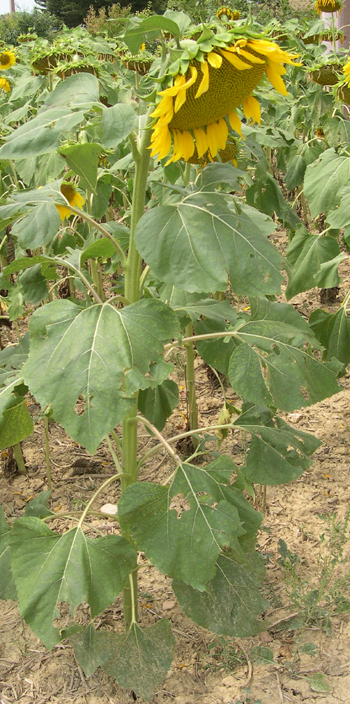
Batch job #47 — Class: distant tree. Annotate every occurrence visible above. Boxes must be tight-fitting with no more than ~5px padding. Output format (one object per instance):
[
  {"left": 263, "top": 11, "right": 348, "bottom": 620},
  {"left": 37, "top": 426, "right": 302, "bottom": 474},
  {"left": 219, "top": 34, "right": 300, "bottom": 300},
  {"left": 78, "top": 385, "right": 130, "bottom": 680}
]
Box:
[
  {"left": 0, "top": 8, "right": 61, "bottom": 44},
  {"left": 34, "top": 0, "right": 130, "bottom": 28}
]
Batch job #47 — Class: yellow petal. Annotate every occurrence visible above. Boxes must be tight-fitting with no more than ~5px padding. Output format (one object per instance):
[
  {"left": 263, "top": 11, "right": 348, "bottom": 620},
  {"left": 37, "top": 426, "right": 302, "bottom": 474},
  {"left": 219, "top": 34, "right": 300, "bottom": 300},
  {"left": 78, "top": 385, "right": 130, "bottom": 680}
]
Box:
[
  {"left": 151, "top": 95, "right": 173, "bottom": 118},
  {"left": 207, "top": 51, "right": 222, "bottom": 68},
  {"left": 220, "top": 49, "right": 252, "bottom": 70},
  {"left": 195, "top": 61, "right": 209, "bottom": 99},
  {"left": 150, "top": 125, "right": 172, "bottom": 159},
  {"left": 265, "top": 63, "right": 288, "bottom": 95},
  {"left": 217, "top": 118, "right": 228, "bottom": 150},
  {"left": 206, "top": 122, "right": 220, "bottom": 157},
  {"left": 174, "top": 88, "right": 187, "bottom": 113},
  {"left": 159, "top": 66, "right": 197, "bottom": 97},
  {"left": 181, "top": 130, "right": 195, "bottom": 160},
  {"left": 155, "top": 107, "right": 174, "bottom": 126},
  {"left": 193, "top": 127, "right": 208, "bottom": 158},
  {"left": 237, "top": 47, "right": 265, "bottom": 64},
  {"left": 242, "top": 95, "right": 261, "bottom": 124},
  {"left": 228, "top": 111, "right": 244, "bottom": 138},
  {"left": 72, "top": 193, "right": 85, "bottom": 209},
  {"left": 56, "top": 205, "right": 71, "bottom": 221}
]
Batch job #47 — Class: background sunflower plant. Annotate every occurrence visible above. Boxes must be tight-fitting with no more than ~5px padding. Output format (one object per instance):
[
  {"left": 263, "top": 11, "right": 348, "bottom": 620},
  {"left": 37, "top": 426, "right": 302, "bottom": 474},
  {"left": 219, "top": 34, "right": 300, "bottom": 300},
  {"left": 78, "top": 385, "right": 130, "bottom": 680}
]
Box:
[{"left": 0, "top": 6, "right": 347, "bottom": 701}]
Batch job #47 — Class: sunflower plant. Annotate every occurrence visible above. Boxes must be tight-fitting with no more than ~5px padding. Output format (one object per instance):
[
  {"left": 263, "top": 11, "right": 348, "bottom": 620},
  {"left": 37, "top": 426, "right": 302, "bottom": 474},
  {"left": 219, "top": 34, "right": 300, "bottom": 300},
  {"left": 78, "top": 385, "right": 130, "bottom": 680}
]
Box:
[{"left": 0, "top": 11, "right": 344, "bottom": 700}]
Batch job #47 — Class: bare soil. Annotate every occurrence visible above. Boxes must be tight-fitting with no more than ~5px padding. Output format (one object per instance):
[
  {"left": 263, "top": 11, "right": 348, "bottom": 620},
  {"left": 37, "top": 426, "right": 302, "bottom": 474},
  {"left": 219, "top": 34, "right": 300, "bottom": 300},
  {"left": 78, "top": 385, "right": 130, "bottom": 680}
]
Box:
[{"left": 1, "top": 226, "right": 350, "bottom": 704}]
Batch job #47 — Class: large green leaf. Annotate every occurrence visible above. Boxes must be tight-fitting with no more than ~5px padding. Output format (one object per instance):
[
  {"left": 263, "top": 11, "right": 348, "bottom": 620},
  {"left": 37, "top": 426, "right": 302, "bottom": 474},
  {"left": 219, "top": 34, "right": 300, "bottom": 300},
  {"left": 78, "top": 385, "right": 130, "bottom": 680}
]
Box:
[
  {"left": 10, "top": 517, "right": 136, "bottom": 650},
  {"left": 138, "top": 379, "right": 179, "bottom": 431},
  {"left": 309, "top": 307, "right": 350, "bottom": 366},
  {"left": 118, "top": 458, "right": 262, "bottom": 590},
  {"left": 285, "top": 230, "right": 340, "bottom": 299},
  {"left": 173, "top": 541, "right": 267, "bottom": 637},
  {"left": 23, "top": 299, "right": 179, "bottom": 453},
  {"left": 285, "top": 153, "right": 306, "bottom": 190},
  {"left": 135, "top": 194, "right": 283, "bottom": 295},
  {"left": 0, "top": 108, "right": 87, "bottom": 160},
  {"left": 12, "top": 202, "right": 61, "bottom": 249},
  {"left": 228, "top": 298, "right": 340, "bottom": 411},
  {"left": 0, "top": 507, "right": 16, "bottom": 600},
  {"left": 98, "top": 620, "right": 175, "bottom": 701},
  {"left": 59, "top": 143, "right": 102, "bottom": 194},
  {"left": 124, "top": 15, "right": 180, "bottom": 53},
  {"left": 235, "top": 405, "right": 321, "bottom": 485},
  {"left": 43, "top": 72, "right": 100, "bottom": 108},
  {"left": 101, "top": 104, "right": 137, "bottom": 148},
  {"left": 304, "top": 148, "right": 350, "bottom": 217}
]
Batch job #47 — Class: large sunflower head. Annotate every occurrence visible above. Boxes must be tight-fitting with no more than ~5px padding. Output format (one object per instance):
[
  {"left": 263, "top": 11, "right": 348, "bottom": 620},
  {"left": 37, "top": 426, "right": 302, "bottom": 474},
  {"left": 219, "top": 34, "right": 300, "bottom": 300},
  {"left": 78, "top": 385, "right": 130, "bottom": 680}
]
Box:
[
  {"left": 0, "top": 50, "right": 15, "bottom": 71},
  {"left": 150, "top": 28, "right": 300, "bottom": 165},
  {"left": 56, "top": 183, "right": 85, "bottom": 221},
  {"left": 315, "top": 0, "right": 342, "bottom": 13}
]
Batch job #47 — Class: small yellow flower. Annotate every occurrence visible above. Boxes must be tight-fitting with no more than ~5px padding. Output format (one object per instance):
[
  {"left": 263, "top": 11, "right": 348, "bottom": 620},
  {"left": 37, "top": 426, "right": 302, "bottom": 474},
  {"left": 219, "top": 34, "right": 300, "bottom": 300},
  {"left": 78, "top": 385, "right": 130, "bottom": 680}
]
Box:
[
  {"left": 0, "top": 77, "right": 10, "bottom": 92},
  {"left": 140, "top": 43, "right": 146, "bottom": 52},
  {"left": 0, "top": 50, "right": 15, "bottom": 70},
  {"left": 56, "top": 183, "right": 85, "bottom": 220}
]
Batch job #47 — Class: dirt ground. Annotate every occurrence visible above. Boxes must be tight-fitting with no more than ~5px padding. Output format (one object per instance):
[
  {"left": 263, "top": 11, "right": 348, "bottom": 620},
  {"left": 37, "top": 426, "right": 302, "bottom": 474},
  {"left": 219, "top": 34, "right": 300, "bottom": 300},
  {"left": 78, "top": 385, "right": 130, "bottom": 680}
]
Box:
[{"left": 1, "top": 219, "right": 350, "bottom": 704}]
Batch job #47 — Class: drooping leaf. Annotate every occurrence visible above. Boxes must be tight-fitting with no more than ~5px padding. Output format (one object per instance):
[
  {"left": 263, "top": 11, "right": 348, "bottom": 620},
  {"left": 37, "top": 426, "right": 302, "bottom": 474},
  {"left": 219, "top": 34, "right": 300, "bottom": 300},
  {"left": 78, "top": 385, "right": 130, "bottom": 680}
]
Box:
[
  {"left": 0, "top": 108, "right": 87, "bottom": 160},
  {"left": 196, "top": 162, "right": 246, "bottom": 192},
  {"left": 59, "top": 143, "right": 102, "bottom": 194},
  {"left": 135, "top": 194, "right": 283, "bottom": 295},
  {"left": 119, "top": 458, "right": 262, "bottom": 590},
  {"left": 326, "top": 185, "right": 350, "bottom": 230},
  {"left": 0, "top": 399, "right": 33, "bottom": 451},
  {"left": 43, "top": 72, "right": 100, "bottom": 109},
  {"left": 81, "top": 238, "right": 117, "bottom": 265},
  {"left": 12, "top": 202, "right": 61, "bottom": 249},
  {"left": 138, "top": 380, "right": 179, "bottom": 431},
  {"left": 24, "top": 491, "right": 54, "bottom": 519},
  {"left": 246, "top": 165, "right": 301, "bottom": 230},
  {"left": 304, "top": 148, "right": 350, "bottom": 217},
  {"left": 173, "top": 540, "right": 267, "bottom": 637},
  {"left": 194, "top": 318, "right": 239, "bottom": 375},
  {"left": 228, "top": 298, "right": 340, "bottom": 410},
  {"left": 236, "top": 405, "right": 321, "bottom": 485},
  {"left": 10, "top": 517, "right": 136, "bottom": 649},
  {"left": 98, "top": 620, "right": 175, "bottom": 701},
  {"left": 314, "top": 253, "right": 346, "bottom": 289},
  {"left": 101, "top": 104, "right": 137, "bottom": 148},
  {"left": 0, "top": 507, "right": 16, "bottom": 600},
  {"left": 285, "top": 230, "right": 340, "bottom": 299},
  {"left": 63, "top": 623, "right": 102, "bottom": 677},
  {"left": 18, "top": 264, "right": 48, "bottom": 306},
  {"left": 285, "top": 153, "right": 306, "bottom": 190},
  {"left": 309, "top": 307, "right": 350, "bottom": 366},
  {"left": 23, "top": 299, "right": 179, "bottom": 453},
  {"left": 124, "top": 15, "right": 180, "bottom": 53}
]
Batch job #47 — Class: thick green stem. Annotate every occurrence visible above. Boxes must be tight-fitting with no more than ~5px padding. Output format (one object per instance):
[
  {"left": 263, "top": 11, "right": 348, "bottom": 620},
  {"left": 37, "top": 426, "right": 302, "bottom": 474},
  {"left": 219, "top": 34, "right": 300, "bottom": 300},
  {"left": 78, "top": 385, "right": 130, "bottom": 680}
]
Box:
[
  {"left": 44, "top": 416, "right": 52, "bottom": 490},
  {"left": 122, "top": 112, "right": 152, "bottom": 631},
  {"left": 13, "top": 443, "right": 26, "bottom": 475},
  {"left": 185, "top": 321, "right": 198, "bottom": 437}
]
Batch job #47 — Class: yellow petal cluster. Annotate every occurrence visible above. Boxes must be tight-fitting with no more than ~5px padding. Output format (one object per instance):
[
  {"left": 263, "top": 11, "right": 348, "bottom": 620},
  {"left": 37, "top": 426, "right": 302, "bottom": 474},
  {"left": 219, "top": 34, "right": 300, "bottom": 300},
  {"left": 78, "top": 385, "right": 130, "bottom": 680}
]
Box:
[
  {"left": 217, "top": 7, "right": 241, "bottom": 21},
  {"left": 0, "top": 77, "right": 10, "bottom": 92},
  {"left": 344, "top": 57, "right": 350, "bottom": 84},
  {"left": 0, "top": 50, "right": 15, "bottom": 71},
  {"left": 315, "top": 0, "right": 342, "bottom": 13},
  {"left": 150, "top": 38, "right": 300, "bottom": 164},
  {"left": 56, "top": 183, "right": 85, "bottom": 221}
]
